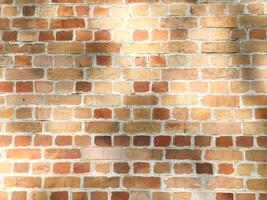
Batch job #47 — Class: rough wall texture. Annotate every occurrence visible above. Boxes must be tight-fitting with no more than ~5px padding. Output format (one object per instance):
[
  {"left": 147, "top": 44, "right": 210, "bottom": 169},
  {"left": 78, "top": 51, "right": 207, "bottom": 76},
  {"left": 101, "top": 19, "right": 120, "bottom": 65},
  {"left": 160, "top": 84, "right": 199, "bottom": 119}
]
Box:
[{"left": 0, "top": 0, "right": 267, "bottom": 199}]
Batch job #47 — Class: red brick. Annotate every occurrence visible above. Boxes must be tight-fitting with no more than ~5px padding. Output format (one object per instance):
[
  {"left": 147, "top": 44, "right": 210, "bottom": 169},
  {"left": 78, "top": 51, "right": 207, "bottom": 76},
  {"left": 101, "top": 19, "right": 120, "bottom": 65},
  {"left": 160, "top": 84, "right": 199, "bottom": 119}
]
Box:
[
  {"left": 236, "top": 193, "right": 255, "bottom": 200},
  {"left": 2, "top": 31, "right": 17, "bottom": 41},
  {"left": 95, "top": 30, "right": 111, "bottom": 41},
  {"left": 194, "top": 136, "right": 211, "bottom": 147},
  {"left": 53, "top": 162, "right": 71, "bottom": 174},
  {"left": 133, "top": 136, "right": 150, "bottom": 146},
  {"left": 95, "top": 136, "right": 112, "bottom": 146},
  {"left": 196, "top": 163, "right": 213, "bottom": 174},
  {"left": 153, "top": 108, "right": 169, "bottom": 119},
  {"left": 111, "top": 192, "right": 129, "bottom": 200},
  {"left": 76, "top": 82, "right": 91, "bottom": 92},
  {"left": 55, "top": 136, "right": 72, "bottom": 146},
  {"left": 114, "top": 136, "right": 130, "bottom": 146},
  {"left": 154, "top": 136, "right": 171, "bottom": 147},
  {"left": 57, "top": 6, "right": 73, "bottom": 16},
  {"left": 74, "top": 162, "right": 90, "bottom": 173},
  {"left": 96, "top": 55, "right": 112, "bottom": 66},
  {"left": 23, "top": 6, "right": 35, "bottom": 16},
  {"left": 56, "top": 30, "right": 73, "bottom": 41},
  {"left": 216, "top": 136, "right": 233, "bottom": 147},
  {"left": 152, "top": 82, "right": 168, "bottom": 92},
  {"left": 134, "top": 81, "right": 149, "bottom": 92},
  {"left": 173, "top": 136, "right": 191, "bottom": 146},
  {"left": 257, "top": 136, "right": 267, "bottom": 148},
  {"left": 113, "top": 163, "right": 130, "bottom": 174},
  {"left": 94, "top": 108, "right": 112, "bottom": 119},
  {"left": 75, "top": 6, "right": 89, "bottom": 15},
  {"left": 76, "top": 30, "right": 93, "bottom": 41},
  {"left": 218, "top": 163, "right": 234, "bottom": 175},
  {"left": 14, "top": 136, "right": 31, "bottom": 146},
  {"left": 51, "top": 19, "right": 85, "bottom": 28},
  {"left": 236, "top": 136, "right": 253, "bottom": 147},
  {"left": 16, "top": 82, "right": 33, "bottom": 92},
  {"left": 51, "top": 192, "right": 68, "bottom": 200},
  {"left": 0, "top": 82, "right": 13, "bottom": 92},
  {"left": 216, "top": 193, "right": 233, "bottom": 200},
  {"left": 39, "top": 31, "right": 54, "bottom": 41}
]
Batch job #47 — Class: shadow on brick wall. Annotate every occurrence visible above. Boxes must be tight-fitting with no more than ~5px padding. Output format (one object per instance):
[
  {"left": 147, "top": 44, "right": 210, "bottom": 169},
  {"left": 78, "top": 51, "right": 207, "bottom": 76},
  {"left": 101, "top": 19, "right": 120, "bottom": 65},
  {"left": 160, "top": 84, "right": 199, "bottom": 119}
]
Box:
[{"left": 0, "top": 0, "right": 267, "bottom": 199}]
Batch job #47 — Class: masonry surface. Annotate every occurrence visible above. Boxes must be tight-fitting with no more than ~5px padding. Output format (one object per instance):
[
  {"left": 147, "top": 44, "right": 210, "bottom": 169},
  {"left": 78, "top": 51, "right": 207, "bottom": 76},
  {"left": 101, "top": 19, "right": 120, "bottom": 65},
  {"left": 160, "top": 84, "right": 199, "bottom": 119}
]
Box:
[{"left": 0, "top": 0, "right": 267, "bottom": 199}]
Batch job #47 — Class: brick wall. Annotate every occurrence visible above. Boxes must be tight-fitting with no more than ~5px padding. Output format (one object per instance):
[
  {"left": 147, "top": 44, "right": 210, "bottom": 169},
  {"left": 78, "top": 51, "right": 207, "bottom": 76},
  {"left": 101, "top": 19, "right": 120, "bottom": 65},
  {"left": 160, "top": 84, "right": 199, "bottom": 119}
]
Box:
[{"left": 0, "top": 0, "right": 267, "bottom": 199}]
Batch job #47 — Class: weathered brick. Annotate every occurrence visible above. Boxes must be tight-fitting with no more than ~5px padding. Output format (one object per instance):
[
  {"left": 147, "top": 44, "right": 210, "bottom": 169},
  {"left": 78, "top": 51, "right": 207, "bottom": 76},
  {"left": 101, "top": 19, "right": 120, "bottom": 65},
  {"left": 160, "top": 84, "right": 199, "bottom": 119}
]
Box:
[
  {"left": 166, "top": 149, "right": 201, "bottom": 160},
  {"left": 243, "top": 96, "right": 267, "bottom": 106},
  {"left": 124, "top": 148, "right": 162, "bottom": 160},
  {"left": 247, "top": 179, "right": 267, "bottom": 190},
  {"left": 44, "top": 177, "right": 80, "bottom": 188},
  {"left": 0, "top": 0, "right": 265, "bottom": 197},
  {"left": 167, "top": 177, "right": 200, "bottom": 188},
  {"left": 246, "top": 150, "right": 267, "bottom": 161},
  {"left": 5, "top": 69, "right": 43, "bottom": 80},
  {"left": 5, "top": 122, "right": 41, "bottom": 132},
  {"left": 205, "top": 150, "right": 243, "bottom": 161},
  {"left": 84, "top": 177, "right": 119, "bottom": 188},
  {"left": 206, "top": 177, "right": 243, "bottom": 189},
  {"left": 13, "top": 18, "right": 48, "bottom": 29},
  {"left": 123, "top": 176, "right": 160, "bottom": 189},
  {"left": 161, "top": 17, "right": 197, "bottom": 28},
  {"left": 165, "top": 122, "right": 200, "bottom": 133},
  {"left": 86, "top": 43, "right": 120, "bottom": 52},
  {"left": 4, "top": 177, "right": 41, "bottom": 188},
  {"left": 123, "top": 122, "right": 160, "bottom": 133},
  {"left": 202, "top": 42, "right": 240, "bottom": 53},
  {"left": 241, "top": 41, "right": 267, "bottom": 53},
  {"left": 48, "top": 43, "right": 84, "bottom": 53},
  {"left": 44, "top": 149, "right": 81, "bottom": 159},
  {"left": 85, "top": 122, "right": 119, "bottom": 133},
  {"left": 161, "top": 95, "right": 197, "bottom": 106},
  {"left": 6, "top": 149, "right": 40, "bottom": 159},
  {"left": 162, "top": 69, "right": 198, "bottom": 80},
  {"left": 200, "top": 17, "right": 237, "bottom": 27}
]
